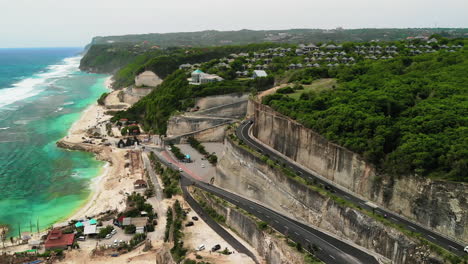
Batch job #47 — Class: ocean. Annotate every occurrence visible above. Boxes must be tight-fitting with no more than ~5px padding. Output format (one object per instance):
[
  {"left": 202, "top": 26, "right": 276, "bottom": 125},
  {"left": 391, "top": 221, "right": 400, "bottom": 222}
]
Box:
[{"left": 0, "top": 48, "right": 108, "bottom": 236}]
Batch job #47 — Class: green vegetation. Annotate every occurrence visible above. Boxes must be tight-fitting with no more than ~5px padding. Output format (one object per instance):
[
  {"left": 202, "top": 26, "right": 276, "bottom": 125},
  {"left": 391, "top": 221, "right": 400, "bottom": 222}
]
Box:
[
  {"left": 263, "top": 47, "right": 468, "bottom": 182},
  {"left": 257, "top": 221, "right": 268, "bottom": 230},
  {"left": 97, "top": 92, "right": 109, "bottom": 105},
  {"left": 89, "top": 28, "right": 468, "bottom": 48},
  {"left": 168, "top": 200, "right": 188, "bottom": 263},
  {"left": 109, "top": 43, "right": 278, "bottom": 88},
  {"left": 98, "top": 225, "right": 114, "bottom": 238},
  {"left": 124, "top": 224, "right": 136, "bottom": 234},
  {"left": 230, "top": 130, "right": 466, "bottom": 264},
  {"left": 148, "top": 151, "right": 182, "bottom": 198},
  {"left": 187, "top": 137, "right": 218, "bottom": 165},
  {"left": 112, "top": 70, "right": 273, "bottom": 134},
  {"left": 169, "top": 143, "right": 186, "bottom": 160}
]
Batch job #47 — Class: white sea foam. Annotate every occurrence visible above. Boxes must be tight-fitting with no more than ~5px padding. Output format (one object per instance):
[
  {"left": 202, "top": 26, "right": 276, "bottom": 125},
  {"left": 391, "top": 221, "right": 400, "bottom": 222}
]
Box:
[
  {"left": 0, "top": 127, "right": 9, "bottom": 130},
  {"left": 0, "top": 56, "right": 82, "bottom": 109},
  {"left": 63, "top": 101, "right": 74, "bottom": 106}
]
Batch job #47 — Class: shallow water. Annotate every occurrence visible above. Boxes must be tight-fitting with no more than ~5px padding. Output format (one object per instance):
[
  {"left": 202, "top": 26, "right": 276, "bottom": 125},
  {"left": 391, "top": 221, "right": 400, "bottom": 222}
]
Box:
[{"left": 0, "top": 48, "right": 107, "bottom": 236}]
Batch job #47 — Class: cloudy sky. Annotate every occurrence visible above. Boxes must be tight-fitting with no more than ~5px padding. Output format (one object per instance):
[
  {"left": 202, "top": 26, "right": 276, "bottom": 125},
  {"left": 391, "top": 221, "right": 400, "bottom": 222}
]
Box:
[{"left": 1, "top": 0, "right": 467, "bottom": 48}]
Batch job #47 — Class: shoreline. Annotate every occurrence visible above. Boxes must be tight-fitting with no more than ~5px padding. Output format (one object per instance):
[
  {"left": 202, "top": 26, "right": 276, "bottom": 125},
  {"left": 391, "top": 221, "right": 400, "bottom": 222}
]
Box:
[{"left": 58, "top": 75, "right": 130, "bottom": 223}]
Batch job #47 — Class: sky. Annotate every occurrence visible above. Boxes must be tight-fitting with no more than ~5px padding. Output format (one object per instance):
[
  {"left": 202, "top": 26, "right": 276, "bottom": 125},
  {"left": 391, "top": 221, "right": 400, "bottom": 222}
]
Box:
[{"left": 1, "top": 0, "right": 468, "bottom": 48}]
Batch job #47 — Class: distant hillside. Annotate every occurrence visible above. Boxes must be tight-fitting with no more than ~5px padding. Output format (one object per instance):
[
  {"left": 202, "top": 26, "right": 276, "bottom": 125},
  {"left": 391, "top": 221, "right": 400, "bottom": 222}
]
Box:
[
  {"left": 90, "top": 28, "right": 468, "bottom": 47},
  {"left": 80, "top": 28, "right": 468, "bottom": 75}
]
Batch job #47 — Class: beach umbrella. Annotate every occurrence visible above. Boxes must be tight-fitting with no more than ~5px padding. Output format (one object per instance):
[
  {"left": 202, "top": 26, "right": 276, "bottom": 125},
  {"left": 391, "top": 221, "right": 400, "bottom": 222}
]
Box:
[
  {"left": 89, "top": 219, "right": 97, "bottom": 225},
  {"left": 75, "top": 222, "right": 84, "bottom": 228}
]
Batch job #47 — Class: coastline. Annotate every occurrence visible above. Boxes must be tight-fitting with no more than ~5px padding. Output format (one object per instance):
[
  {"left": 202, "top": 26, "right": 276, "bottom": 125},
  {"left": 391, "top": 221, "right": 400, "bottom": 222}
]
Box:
[{"left": 57, "top": 76, "right": 137, "bottom": 223}]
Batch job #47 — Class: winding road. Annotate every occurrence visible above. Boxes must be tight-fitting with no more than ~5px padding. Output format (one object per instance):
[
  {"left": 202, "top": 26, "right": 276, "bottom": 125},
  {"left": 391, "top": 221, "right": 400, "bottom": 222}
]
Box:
[{"left": 236, "top": 120, "right": 466, "bottom": 257}]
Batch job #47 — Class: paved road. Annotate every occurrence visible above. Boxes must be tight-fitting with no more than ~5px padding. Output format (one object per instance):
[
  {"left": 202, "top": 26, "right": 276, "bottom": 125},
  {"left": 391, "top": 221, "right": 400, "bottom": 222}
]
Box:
[
  {"left": 237, "top": 120, "right": 466, "bottom": 256},
  {"left": 180, "top": 181, "right": 260, "bottom": 264},
  {"left": 153, "top": 150, "right": 379, "bottom": 264}
]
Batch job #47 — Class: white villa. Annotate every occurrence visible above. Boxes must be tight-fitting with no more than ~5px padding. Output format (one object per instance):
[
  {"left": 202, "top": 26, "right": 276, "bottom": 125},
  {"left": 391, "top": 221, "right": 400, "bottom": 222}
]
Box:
[
  {"left": 189, "top": 69, "right": 223, "bottom": 85},
  {"left": 253, "top": 70, "right": 268, "bottom": 78}
]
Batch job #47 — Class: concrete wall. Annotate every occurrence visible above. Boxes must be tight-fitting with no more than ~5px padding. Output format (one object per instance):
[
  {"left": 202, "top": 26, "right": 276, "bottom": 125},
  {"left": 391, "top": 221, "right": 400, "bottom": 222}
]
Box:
[
  {"left": 249, "top": 100, "right": 468, "bottom": 243},
  {"left": 192, "top": 188, "right": 308, "bottom": 264},
  {"left": 195, "top": 100, "right": 248, "bottom": 119},
  {"left": 215, "top": 137, "right": 445, "bottom": 264},
  {"left": 166, "top": 123, "right": 231, "bottom": 144},
  {"left": 166, "top": 116, "right": 233, "bottom": 137},
  {"left": 196, "top": 93, "right": 249, "bottom": 110}
]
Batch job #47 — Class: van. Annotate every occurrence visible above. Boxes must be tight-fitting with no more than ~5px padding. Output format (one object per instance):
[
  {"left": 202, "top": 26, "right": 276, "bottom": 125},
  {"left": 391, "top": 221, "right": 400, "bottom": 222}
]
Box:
[{"left": 196, "top": 244, "right": 205, "bottom": 251}]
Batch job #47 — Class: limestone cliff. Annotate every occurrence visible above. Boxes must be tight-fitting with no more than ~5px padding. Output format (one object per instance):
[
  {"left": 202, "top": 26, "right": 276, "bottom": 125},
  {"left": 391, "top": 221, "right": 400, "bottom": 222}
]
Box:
[
  {"left": 249, "top": 100, "right": 467, "bottom": 243},
  {"left": 191, "top": 187, "right": 312, "bottom": 264},
  {"left": 216, "top": 137, "right": 447, "bottom": 264}
]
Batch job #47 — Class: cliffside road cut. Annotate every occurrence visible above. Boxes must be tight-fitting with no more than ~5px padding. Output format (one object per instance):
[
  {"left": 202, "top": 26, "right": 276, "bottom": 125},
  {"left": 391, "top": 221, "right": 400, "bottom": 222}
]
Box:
[
  {"left": 237, "top": 120, "right": 466, "bottom": 257},
  {"left": 151, "top": 149, "right": 379, "bottom": 264}
]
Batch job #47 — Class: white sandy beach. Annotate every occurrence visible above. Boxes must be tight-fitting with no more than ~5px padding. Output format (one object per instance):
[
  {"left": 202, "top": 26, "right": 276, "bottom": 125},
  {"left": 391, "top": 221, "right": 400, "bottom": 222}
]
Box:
[{"left": 61, "top": 76, "right": 142, "bottom": 222}]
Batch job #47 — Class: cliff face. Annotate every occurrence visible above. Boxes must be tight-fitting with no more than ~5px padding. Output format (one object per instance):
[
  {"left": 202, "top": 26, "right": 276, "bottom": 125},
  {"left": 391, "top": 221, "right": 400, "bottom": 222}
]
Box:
[
  {"left": 166, "top": 93, "right": 249, "bottom": 137},
  {"left": 192, "top": 188, "right": 308, "bottom": 264},
  {"left": 216, "top": 137, "right": 445, "bottom": 264},
  {"left": 249, "top": 100, "right": 468, "bottom": 243}
]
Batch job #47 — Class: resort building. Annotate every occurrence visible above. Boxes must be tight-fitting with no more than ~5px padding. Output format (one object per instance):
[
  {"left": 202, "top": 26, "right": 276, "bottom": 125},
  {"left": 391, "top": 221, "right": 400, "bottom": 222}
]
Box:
[
  {"left": 189, "top": 69, "right": 223, "bottom": 85},
  {"left": 253, "top": 70, "right": 268, "bottom": 78},
  {"left": 44, "top": 229, "right": 75, "bottom": 250}
]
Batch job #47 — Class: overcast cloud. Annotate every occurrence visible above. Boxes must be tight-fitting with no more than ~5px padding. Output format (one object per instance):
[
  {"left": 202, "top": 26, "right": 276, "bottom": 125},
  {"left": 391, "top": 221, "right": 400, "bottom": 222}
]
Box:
[{"left": 1, "top": 0, "right": 467, "bottom": 48}]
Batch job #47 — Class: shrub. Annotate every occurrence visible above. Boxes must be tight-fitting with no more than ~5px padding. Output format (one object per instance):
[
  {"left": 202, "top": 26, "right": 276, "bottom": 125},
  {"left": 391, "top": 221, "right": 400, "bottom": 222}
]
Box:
[{"left": 125, "top": 224, "right": 136, "bottom": 234}]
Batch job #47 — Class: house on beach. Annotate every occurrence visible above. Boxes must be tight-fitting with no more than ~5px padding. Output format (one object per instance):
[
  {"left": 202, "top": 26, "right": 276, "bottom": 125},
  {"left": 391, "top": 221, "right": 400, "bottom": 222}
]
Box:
[{"left": 44, "top": 229, "right": 75, "bottom": 250}]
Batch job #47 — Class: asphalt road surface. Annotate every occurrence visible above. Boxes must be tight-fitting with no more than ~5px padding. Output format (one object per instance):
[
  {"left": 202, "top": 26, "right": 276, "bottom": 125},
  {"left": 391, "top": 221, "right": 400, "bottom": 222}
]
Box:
[
  {"left": 153, "top": 149, "right": 380, "bottom": 264},
  {"left": 180, "top": 176, "right": 379, "bottom": 264},
  {"left": 237, "top": 120, "right": 466, "bottom": 257}
]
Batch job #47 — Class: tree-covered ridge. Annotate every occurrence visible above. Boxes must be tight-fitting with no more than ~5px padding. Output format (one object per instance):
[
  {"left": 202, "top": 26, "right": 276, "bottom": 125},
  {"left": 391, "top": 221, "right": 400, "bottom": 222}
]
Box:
[
  {"left": 108, "top": 43, "right": 283, "bottom": 88},
  {"left": 90, "top": 28, "right": 468, "bottom": 47},
  {"left": 262, "top": 45, "right": 467, "bottom": 182},
  {"left": 112, "top": 70, "right": 273, "bottom": 134}
]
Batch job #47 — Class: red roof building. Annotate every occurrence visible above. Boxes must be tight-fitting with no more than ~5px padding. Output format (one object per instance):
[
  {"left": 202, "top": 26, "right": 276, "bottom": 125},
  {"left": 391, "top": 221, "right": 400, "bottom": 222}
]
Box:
[{"left": 44, "top": 229, "right": 75, "bottom": 250}]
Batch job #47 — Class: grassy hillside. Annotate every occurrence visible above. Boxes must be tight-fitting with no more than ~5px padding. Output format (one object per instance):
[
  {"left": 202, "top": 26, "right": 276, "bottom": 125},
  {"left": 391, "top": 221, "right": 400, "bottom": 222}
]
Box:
[{"left": 262, "top": 44, "right": 467, "bottom": 181}]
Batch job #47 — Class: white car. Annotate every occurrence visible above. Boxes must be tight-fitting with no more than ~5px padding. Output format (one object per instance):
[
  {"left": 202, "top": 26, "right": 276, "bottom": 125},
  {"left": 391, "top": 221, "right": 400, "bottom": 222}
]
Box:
[
  {"left": 178, "top": 168, "right": 183, "bottom": 172},
  {"left": 105, "top": 234, "right": 112, "bottom": 239},
  {"left": 196, "top": 244, "right": 205, "bottom": 251},
  {"left": 464, "top": 245, "right": 468, "bottom": 253},
  {"left": 111, "top": 229, "right": 117, "bottom": 235},
  {"left": 201, "top": 164, "right": 205, "bottom": 168}
]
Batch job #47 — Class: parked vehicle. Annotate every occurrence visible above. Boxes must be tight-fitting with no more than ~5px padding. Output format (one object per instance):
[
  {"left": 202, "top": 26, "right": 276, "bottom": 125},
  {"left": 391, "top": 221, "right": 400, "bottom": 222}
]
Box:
[
  {"left": 464, "top": 245, "right": 468, "bottom": 253},
  {"left": 192, "top": 216, "right": 199, "bottom": 221},
  {"left": 196, "top": 244, "right": 205, "bottom": 251},
  {"left": 212, "top": 244, "right": 221, "bottom": 251},
  {"left": 77, "top": 236, "right": 86, "bottom": 241},
  {"left": 111, "top": 229, "right": 117, "bottom": 235},
  {"left": 185, "top": 221, "right": 194, "bottom": 227},
  {"left": 178, "top": 168, "right": 183, "bottom": 172},
  {"left": 105, "top": 234, "right": 112, "bottom": 239}
]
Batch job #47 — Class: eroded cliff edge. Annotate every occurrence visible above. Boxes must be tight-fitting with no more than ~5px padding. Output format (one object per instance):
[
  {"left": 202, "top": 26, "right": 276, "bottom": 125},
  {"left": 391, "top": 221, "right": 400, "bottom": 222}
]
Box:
[{"left": 248, "top": 100, "right": 467, "bottom": 243}]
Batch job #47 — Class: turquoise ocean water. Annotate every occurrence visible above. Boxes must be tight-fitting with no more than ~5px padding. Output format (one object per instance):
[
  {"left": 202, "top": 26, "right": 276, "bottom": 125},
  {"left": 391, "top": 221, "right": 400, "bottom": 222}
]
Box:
[{"left": 0, "top": 48, "right": 107, "bottom": 236}]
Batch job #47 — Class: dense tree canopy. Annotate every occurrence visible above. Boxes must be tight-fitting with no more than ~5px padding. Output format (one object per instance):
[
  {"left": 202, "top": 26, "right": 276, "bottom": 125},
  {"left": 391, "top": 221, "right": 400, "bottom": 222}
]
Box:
[{"left": 263, "top": 47, "right": 467, "bottom": 181}]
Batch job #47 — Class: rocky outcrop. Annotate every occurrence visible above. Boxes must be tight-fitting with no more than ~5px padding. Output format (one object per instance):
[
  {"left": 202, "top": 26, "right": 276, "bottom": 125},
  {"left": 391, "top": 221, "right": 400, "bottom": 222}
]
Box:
[
  {"left": 249, "top": 100, "right": 468, "bottom": 243},
  {"left": 215, "top": 137, "right": 446, "bottom": 264},
  {"left": 135, "top": 71, "right": 162, "bottom": 87},
  {"left": 192, "top": 188, "right": 309, "bottom": 264}
]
